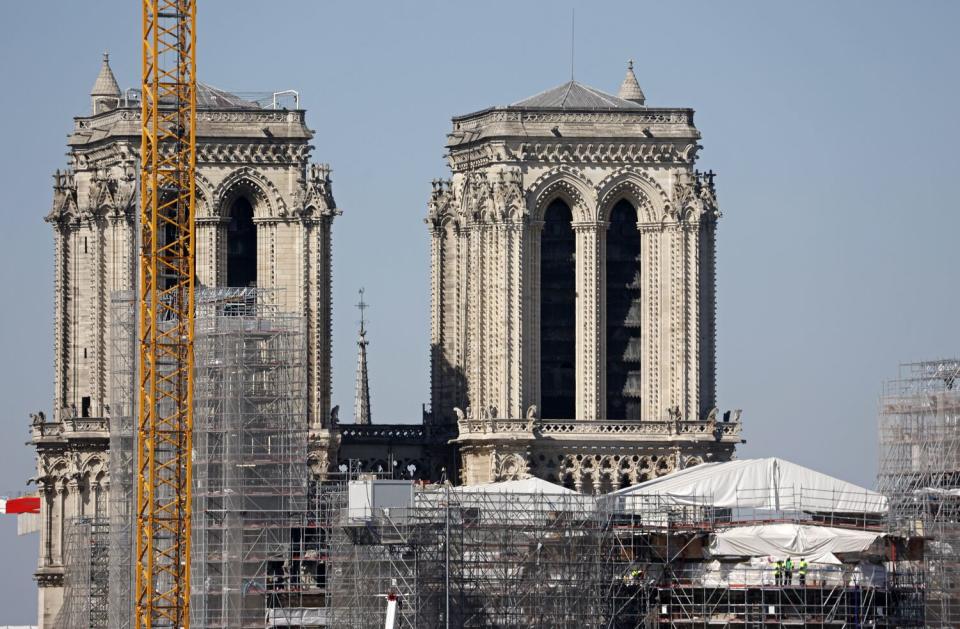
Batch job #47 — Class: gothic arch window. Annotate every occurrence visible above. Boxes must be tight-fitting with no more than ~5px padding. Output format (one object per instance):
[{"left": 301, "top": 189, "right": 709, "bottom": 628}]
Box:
[
  {"left": 540, "top": 198, "right": 575, "bottom": 419},
  {"left": 606, "top": 199, "right": 642, "bottom": 419},
  {"left": 226, "top": 196, "right": 257, "bottom": 287}
]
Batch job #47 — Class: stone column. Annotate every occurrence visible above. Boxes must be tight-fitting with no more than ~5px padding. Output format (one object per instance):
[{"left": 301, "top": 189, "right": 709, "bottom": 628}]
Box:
[
  {"left": 525, "top": 221, "right": 543, "bottom": 415},
  {"left": 504, "top": 220, "right": 525, "bottom": 418},
  {"left": 429, "top": 222, "right": 443, "bottom": 419},
  {"left": 54, "top": 483, "right": 66, "bottom": 565},
  {"left": 52, "top": 224, "right": 68, "bottom": 423},
  {"left": 195, "top": 217, "right": 224, "bottom": 287},
  {"left": 39, "top": 482, "right": 52, "bottom": 567},
  {"left": 573, "top": 222, "right": 604, "bottom": 420},
  {"left": 69, "top": 477, "right": 81, "bottom": 521},
  {"left": 682, "top": 221, "right": 700, "bottom": 419},
  {"left": 639, "top": 224, "right": 661, "bottom": 421}
]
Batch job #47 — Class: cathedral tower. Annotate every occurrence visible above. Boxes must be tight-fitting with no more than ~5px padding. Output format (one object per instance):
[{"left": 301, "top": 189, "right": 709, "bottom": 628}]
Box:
[
  {"left": 30, "top": 55, "right": 339, "bottom": 626},
  {"left": 428, "top": 63, "right": 741, "bottom": 489}
]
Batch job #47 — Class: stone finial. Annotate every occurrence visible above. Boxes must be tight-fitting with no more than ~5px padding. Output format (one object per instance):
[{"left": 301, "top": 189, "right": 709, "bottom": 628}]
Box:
[
  {"left": 91, "top": 51, "right": 121, "bottom": 114},
  {"left": 617, "top": 59, "right": 646, "bottom": 105}
]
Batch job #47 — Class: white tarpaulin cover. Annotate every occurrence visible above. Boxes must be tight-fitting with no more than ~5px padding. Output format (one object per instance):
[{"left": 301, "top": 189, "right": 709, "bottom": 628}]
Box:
[
  {"left": 453, "top": 477, "right": 578, "bottom": 495},
  {"left": 710, "top": 523, "right": 884, "bottom": 562},
  {"left": 435, "top": 477, "right": 592, "bottom": 516},
  {"left": 608, "top": 457, "right": 887, "bottom": 513}
]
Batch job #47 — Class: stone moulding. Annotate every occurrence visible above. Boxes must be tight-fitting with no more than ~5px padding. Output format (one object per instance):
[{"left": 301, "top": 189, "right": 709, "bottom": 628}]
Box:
[{"left": 454, "top": 417, "right": 742, "bottom": 443}]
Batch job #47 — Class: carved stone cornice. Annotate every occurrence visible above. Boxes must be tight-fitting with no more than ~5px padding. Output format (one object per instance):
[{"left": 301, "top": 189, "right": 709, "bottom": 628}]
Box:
[
  {"left": 453, "top": 416, "right": 741, "bottom": 446},
  {"left": 31, "top": 418, "right": 109, "bottom": 444},
  {"left": 75, "top": 107, "right": 306, "bottom": 131},
  {"left": 516, "top": 141, "right": 697, "bottom": 165},
  {"left": 452, "top": 108, "right": 695, "bottom": 127},
  {"left": 198, "top": 142, "right": 311, "bottom": 165},
  {"left": 35, "top": 568, "right": 65, "bottom": 588},
  {"left": 447, "top": 140, "right": 699, "bottom": 173}
]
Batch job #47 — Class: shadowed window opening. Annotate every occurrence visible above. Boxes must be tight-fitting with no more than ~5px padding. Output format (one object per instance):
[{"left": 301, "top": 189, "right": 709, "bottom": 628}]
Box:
[
  {"left": 227, "top": 196, "right": 257, "bottom": 287},
  {"left": 540, "top": 199, "right": 575, "bottom": 419},
  {"left": 606, "top": 199, "right": 642, "bottom": 419}
]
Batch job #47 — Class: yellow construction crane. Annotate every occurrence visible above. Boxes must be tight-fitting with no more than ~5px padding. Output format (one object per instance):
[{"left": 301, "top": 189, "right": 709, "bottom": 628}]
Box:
[{"left": 136, "top": 1, "right": 197, "bottom": 627}]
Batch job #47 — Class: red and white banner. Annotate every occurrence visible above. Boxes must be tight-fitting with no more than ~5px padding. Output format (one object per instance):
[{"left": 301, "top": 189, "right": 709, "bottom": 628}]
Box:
[{"left": 0, "top": 496, "right": 41, "bottom": 514}]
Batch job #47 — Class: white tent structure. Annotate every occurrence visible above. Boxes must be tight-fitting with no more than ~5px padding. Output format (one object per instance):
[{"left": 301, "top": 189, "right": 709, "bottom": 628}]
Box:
[
  {"left": 452, "top": 477, "right": 577, "bottom": 495},
  {"left": 710, "top": 523, "right": 884, "bottom": 562},
  {"left": 606, "top": 457, "right": 887, "bottom": 516},
  {"left": 417, "top": 477, "right": 593, "bottom": 518}
]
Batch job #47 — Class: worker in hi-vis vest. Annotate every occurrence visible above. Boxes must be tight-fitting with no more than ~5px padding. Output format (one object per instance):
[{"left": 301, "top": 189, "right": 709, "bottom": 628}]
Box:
[
  {"left": 774, "top": 559, "right": 783, "bottom": 586},
  {"left": 798, "top": 558, "right": 808, "bottom": 586},
  {"left": 784, "top": 557, "right": 794, "bottom": 585}
]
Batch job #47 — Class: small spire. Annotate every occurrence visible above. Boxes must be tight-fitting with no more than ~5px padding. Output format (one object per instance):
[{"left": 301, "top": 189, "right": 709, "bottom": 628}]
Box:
[
  {"left": 91, "top": 51, "right": 121, "bottom": 114},
  {"left": 618, "top": 58, "right": 646, "bottom": 105},
  {"left": 353, "top": 289, "right": 372, "bottom": 425}
]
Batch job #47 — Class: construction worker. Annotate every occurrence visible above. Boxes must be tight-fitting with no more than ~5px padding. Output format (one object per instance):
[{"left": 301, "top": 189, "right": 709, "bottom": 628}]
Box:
[
  {"left": 774, "top": 559, "right": 783, "bottom": 586},
  {"left": 784, "top": 557, "right": 794, "bottom": 585},
  {"left": 798, "top": 558, "right": 808, "bottom": 586}
]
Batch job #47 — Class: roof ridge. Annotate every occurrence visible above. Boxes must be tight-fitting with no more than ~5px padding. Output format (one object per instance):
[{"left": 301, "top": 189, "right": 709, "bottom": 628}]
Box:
[{"left": 559, "top": 80, "right": 576, "bottom": 108}]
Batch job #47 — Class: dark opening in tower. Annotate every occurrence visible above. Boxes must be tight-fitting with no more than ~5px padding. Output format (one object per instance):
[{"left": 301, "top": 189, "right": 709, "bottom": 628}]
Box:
[
  {"left": 606, "top": 199, "right": 642, "bottom": 419},
  {"left": 227, "top": 197, "right": 257, "bottom": 287},
  {"left": 540, "top": 198, "right": 575, "bottom": 418}
]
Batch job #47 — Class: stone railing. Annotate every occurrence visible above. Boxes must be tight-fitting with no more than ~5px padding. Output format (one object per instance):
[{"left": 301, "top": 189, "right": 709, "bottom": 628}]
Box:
[
  {"left": 338, "top": 423, "right": 426, "bottom": 443},
  {"left": 455, "top": 417, "right": 742, "bottom": 441},
  {"left": 75, "top": 107, "right": 305, "bottom": 132},
  {"left": 456, "top": 418, "right": 536, "bottom": 436},
  {"left": 453, "top": 107, "right": 695, "bottom": 127},
  {"left": 542, "top": 419, "right": 740, "bottom": 437},
  {"left": 31, "top": 417, "right": 109, "bottom": 439}
]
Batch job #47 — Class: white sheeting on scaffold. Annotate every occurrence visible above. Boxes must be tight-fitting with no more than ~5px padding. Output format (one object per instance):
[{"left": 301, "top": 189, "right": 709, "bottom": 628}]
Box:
[
  {"left": 452, "top": 477, "right": 578, "bottom": 495},
  {"left": 607, "top": 457, "right": 887, "bottom": 514},
  {"left": 710, "top": 523, "right": 884, "bottom": 562},
  {"left": 693, "top": 557, "right": 886, "bottom": 588},
  {"left": 424, "top": 477, "right": 595, "bottom": 517}
]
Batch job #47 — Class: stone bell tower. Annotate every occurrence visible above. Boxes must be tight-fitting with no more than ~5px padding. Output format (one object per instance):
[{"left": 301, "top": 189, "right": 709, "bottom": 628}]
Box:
[
  {"left": 31, "top": 54, "right": 340, "bottom": 627},
  {"left": 427, "top": 62, "right": 741, "bottom": 490}
]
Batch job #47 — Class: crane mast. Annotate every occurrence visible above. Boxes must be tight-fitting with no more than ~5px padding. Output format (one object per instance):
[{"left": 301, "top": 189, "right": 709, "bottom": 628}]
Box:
[{"left": 136, "top": 1, "right": 197, "bottom": 627}]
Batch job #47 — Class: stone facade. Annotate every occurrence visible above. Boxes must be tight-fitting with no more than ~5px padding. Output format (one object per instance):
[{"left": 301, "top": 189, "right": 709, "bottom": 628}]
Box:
[
  {"left": 427, "top": 66, "right": 742, "bottom": 488},
  {"left": 30, "top": 56, "right": 339, "bottom": 626},
  {"left": 27, "top": 55, "right": 745, "bottom": 626}
]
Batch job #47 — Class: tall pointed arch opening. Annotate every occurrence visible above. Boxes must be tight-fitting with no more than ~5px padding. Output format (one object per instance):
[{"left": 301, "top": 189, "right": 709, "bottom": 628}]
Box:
[
  {"left": 606, "top": 199, "right": 642, "bottom": 419},
  {"left": 226, "top": 196, "right": 257, "bottom": 287},
  {"left": 540, "top": 198, "right": 576, "bottom": 418}
]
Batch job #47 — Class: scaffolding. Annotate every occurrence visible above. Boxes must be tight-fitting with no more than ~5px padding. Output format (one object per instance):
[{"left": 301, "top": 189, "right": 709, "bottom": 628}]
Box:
[
  {"left": 326, "top": 483, "right": 617, "bottom": 628},
  {"left": 108, "top": 291, "right": 137, "bottom": 629},
  {"left": 54, "top": 517, "right": 111, "bottom": 629},
  {"left": 321, "top": 481, "right": 923, "bottom": 628},
  {"left": 191, "top": 288, "right": 309, "bottom": 629},
  {"left": 878, "top": 358, "right": 960, "bottom": 627}
]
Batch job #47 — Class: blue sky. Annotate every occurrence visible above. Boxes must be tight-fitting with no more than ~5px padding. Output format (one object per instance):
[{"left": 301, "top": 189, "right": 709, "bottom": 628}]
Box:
[{"left": 1, "top": 0, "right": 958, "bottom": 622}]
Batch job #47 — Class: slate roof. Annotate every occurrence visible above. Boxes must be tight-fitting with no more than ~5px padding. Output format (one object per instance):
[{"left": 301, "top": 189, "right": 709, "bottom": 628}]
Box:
[
  {"left": 196, "top": 83, "right": 261, "bottom": 109},
  {"left": 90, "top": 53, "right": 121, "bottom": 98},
  {"left": 510, "top": 80, "right": 644, "bottom": 110}
]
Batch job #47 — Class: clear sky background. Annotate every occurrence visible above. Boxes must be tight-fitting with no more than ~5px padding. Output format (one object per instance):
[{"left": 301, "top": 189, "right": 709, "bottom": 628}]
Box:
[{"left": 1, "top": 0, "right": 958, "bottom": 622}]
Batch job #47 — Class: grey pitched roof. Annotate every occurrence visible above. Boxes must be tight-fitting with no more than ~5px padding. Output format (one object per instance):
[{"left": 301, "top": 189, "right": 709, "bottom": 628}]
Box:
[
  {"left": 196, "top": 83, "right": 261, "bottom": 109},
  {"left": 511, "top": 80, "right": 643, "bottom": 110},
  {"left": 91, "top": 53, "right": 121, "bottom": 98}
]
